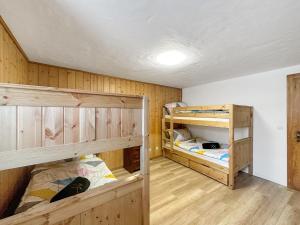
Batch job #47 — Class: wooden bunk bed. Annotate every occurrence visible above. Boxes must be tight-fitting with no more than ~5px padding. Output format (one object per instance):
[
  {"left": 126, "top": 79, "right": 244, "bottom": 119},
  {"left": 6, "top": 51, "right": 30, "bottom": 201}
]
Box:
[
  {"left": 162, "top": 104, "right": 253, "bottom": 189},
  {"left": 0, "top": 83, "right": 149, "bottom": 225}
]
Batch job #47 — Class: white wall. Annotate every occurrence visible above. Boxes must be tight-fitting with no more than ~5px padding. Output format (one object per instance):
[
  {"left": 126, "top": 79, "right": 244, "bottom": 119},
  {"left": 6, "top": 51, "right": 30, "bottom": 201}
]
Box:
[{"left": 182, "top": 65, "right": 300, "bottom": 186}]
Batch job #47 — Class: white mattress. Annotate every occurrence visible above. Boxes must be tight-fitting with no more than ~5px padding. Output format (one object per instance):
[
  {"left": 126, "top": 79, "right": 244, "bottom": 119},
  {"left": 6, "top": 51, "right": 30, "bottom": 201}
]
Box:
[
  {"left": 165, "top": 115, "right": 229, "bottom": 123},
  {"left": 165, "top": 143, "right": 229, "bottom": 168}
]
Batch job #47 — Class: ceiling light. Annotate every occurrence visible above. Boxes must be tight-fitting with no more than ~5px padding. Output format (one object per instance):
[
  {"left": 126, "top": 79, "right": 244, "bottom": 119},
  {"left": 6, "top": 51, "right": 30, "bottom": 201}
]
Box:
[{"left": 156, "top": 50, "right": 186, "bottom": 66}]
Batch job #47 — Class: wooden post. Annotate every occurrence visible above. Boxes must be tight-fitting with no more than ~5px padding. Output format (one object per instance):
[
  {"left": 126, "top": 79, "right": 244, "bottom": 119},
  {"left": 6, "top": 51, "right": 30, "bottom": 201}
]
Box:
[
  {"left": 248, "top": 107, "right": 254, "bottom": 175},
  {"left": 228, "top": 105, "right": 235, "bottom": 190},
  {"left": 162, "top": 116, "right": 166, "bottom": 157},
  {"left": 170, "top": 109, "right": 174, "bottom": 151},
  {"left": 140, "top": 96, "right": 149, "bottom": 225}
]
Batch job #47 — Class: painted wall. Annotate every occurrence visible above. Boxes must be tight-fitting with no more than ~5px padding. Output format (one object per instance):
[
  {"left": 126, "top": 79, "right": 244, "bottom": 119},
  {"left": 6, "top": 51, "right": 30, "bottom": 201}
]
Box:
[{"left": 183, "top": 65, "right": 300, "bottom": 186}]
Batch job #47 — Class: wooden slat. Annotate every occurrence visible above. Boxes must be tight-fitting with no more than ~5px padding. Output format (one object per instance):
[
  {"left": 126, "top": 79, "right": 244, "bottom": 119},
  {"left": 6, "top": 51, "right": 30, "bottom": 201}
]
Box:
[
  {"left": 96, "top": 108, "right": 124, "bottom": 170},
  {"left": 0, "top": 106, "right": 16, "bottom": 151},
  {"left": 141, "top": 96, "right": 149, "bottom": 225},
  {"left": 174, "top": 105, "right": 230, "bottom": 111},
  {"left": 27, "top": 63, "right": 39, "bottom": 85},
  {"left": 233, "top": 137, "right": 252, "bottom": 172},
  {"left": 64, "top": 108, "right": 80, "bottom": 144},
  {"left": 79, "top": 108, "right": 96, "bottom": 142},
  {"left": 58, "top": 68, "right": 68, "bottom": 88},
  {"left": 0, "top": 136, "right": 142, "bottom": 170},
  {"left": 42, "top": 107, "right": 64, "bottom": 146},
  {"left": 17, "top": 106, "right": 42, "bottom": 149},
  {"left": 96, "top": 108, "right": 121, "bottom": 139},
  {"left": 109, "top": 108, "right": 122, "bottom": 138},
  {"left": 173, "top": 112, "right": 230, "bottom": 119},
  {"left": 95, "top": 108, "right": 108, "bottom": 139},
  {"left": 0, "top": 175, "right": 143, "bottom": 225},
  {"left": 0, "top": 22, "right": 4, "bottom": 82},
  {"left": 0, "top": 84, "right": 143, "bottom": 108},
  {"left": 121, "top": 109, "right": 142, "bottom": 137},
  {"left": 38, "top": 64, "right": 48, "bottom": 86},
  {"left": 169, "top": 117, "right": 230, "bottom": 128}
]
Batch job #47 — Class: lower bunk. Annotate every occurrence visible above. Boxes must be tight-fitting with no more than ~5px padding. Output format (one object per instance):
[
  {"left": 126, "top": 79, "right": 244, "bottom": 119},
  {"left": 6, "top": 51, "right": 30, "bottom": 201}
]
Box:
[
  {"left": 163, "top": 146, "right": 229, "bottom": 185},
  {"left": 163, "top": 137, "right": 252, "bottom": 188},
  {"left": 0, "top": 155, "right": 144, "bottom": 225}
]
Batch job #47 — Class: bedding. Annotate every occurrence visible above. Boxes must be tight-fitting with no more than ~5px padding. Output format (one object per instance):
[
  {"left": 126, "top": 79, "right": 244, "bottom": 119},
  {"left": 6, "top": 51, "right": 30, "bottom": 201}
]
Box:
[
  {"left": 164, "top": 102, "right": 187, "bottom": 114},
  {"left": 172, "top": 128, "right": 192, "bottom": 142},
  {"left": 15, "top": 155, "right": 117, "bottom": 214},
  {"left": 174, "top": 140, "right": 229, "bottom": 162}
]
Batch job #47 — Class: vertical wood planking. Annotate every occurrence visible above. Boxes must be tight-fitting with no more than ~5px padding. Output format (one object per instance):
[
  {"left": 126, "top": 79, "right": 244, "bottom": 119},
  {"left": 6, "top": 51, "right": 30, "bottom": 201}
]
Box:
[
  {"left": 28, "top": 63, "right": 39, "bottom": 85},
  {"left": 67, "top": 70, "right": 76, "bottom": 89},
  {"left": 48, "top": 66, "right": 59, "bottom": 87},
  {"left": 110, "top": 108, "right": 122, "bottom": 138},
  {"left": 42, "top": 107, "right": 64, "bottom": 146},
  {"left": 58, "top": 68, "right": 68, "bottom": 88},
  {"left": 96, "top": 108, "right": 121, "bottom": 139},
  {"left": 83, "top": 72, "right": 91, "bottom": 90},
  {"left": 0, "top": 106, "right": 16, "bottom": 151},
  {"left": 121, "top": 109, "right": 142, "bottom": 137},
  {"left": 38, "top": 64, "right": 49, "bottom": 86},
  {"left": 75, "top": 71, "right": 84, "bottom": 90},
  {"left": 64, "top": 107, "right": 96, "bottom": 144},
  {"left": 0, "top": 24, "right": 3, "bottom": 82},
  {"left": 0, "top": 19, "right": 182, "bottom": 167},
  {"left": 17, "top": 106, "right": 42, "bottom": 149},
  {"left": 79, "top": 108, "right": 96, "bottom": 142},
  {"left": 96, "top": 107, "right": 123, "bottom": 169},
  {"left": 64, "top": 108, "right": 80, "bottom": 144},
  {"left": 0, "top": 21, "right": 32, "bottom": 217},
  {"left": 95, "top": 108, "right": 109, "bottom": 139}
]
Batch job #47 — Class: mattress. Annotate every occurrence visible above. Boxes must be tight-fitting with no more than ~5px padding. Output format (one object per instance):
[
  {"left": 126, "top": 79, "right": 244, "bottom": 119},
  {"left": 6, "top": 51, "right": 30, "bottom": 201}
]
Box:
[
  {"left": 15, "top": 155, "right": 117, "bottom": 214},
  {"left": 165, "top": 115, "right": 229, "bottom": 123},
  {"left": 165, "top": 143, "right": 229, "bottom": 168}
]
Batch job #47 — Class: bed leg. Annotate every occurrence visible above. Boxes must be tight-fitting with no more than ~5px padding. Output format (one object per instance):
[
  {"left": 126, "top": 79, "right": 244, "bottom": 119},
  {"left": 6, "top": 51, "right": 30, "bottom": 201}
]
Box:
[
  {"left": 248, "top": 163, "right": 253, "bottom": 176},
  {"left": 229, "top": 174, "right": 235, "bottom": 190}
]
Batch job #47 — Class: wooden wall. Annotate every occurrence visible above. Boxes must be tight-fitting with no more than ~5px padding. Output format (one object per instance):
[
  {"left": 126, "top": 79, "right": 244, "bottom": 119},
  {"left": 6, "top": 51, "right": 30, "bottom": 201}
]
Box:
[{"left": 0, "top": 18, "right": 181, "bottom": 216}]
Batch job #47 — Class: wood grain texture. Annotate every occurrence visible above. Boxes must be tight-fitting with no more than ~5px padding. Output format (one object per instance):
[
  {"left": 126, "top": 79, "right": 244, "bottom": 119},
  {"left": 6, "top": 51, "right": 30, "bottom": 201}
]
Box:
[
  {"left": 17, "top": 106, "right": 42, "bottom": 150},
  {"left": 0, "top": 176, "right": 143, "bottom": 225},
  {"left": 0, "top": 106, "right": 16, "bottom": 151},
  {"left": 64, "top": 108, "right": 80, "bottom": 144},
  {"left": 79, "top": 108, "right": 96, "bottom": 142},
  {"left": 150, "top": 157, "right": 300, "bottom": 225},
  {"left": 0, "top": 18, "right": 180, "bottom": 216},
  {"left": 163, "top": 104, "right": 253, "bottom": 189},
  {"left": 287, "top": 74, "right": 300, "bottom": 191},
  {"left": 42, "top": 107, "right": 64, "bottom": 147}
]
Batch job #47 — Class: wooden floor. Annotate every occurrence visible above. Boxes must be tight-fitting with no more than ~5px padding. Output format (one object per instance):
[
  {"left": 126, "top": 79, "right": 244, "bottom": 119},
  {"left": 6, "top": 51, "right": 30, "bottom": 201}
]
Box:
[{"left": 114, "top": 157, "right": 300, "bottom": 225}]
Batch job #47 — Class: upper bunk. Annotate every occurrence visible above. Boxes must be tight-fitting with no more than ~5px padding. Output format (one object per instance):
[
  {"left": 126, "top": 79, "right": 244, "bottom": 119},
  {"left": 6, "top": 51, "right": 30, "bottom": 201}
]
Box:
[
  {"left": 163, "top": 104, "right": 252, "bottom": 128},
  {"left": 0, "top": 83, "right": 147, "bottom": 170}
]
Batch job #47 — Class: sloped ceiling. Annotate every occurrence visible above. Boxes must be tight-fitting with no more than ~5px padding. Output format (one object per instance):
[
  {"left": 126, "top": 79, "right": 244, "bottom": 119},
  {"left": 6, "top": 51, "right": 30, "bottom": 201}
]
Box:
[{"left": 0, "top": 0, "right": 300, "bottom": 88}]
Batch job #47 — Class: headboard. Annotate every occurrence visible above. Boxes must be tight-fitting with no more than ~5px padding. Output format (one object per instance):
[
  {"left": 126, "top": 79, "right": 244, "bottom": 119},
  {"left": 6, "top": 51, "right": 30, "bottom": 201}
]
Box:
[{"left": 0, "top": 83, "right": 144, "bottom": 170}]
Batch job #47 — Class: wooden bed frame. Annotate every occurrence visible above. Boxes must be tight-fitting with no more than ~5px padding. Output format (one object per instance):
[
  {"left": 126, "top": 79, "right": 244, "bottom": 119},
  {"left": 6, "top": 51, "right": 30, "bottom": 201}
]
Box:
[
  {"left": 0, "top": 83, "right": 149, "bottom": 225},
  {"left": 162, "top": 104, "right": 253, "bottom": 189}
]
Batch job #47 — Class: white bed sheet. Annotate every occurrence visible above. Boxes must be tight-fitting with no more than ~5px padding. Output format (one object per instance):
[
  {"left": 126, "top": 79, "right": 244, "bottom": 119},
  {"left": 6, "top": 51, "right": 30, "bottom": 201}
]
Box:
[{"left": 165, "top": 143, "right": 229, "bottom": 168}]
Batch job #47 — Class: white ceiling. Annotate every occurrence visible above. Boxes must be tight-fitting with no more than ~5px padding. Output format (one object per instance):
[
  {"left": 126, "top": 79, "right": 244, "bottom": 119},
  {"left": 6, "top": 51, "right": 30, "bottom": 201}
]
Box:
[{"left": 1, "top": 0, "right": 300, "bottom": 88}]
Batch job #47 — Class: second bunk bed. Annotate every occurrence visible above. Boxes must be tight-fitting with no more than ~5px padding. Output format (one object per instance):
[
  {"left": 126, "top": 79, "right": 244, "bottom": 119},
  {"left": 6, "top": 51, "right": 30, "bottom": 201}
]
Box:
[{"left": 162, "top": 104, "right": 253, "bottom": 189}]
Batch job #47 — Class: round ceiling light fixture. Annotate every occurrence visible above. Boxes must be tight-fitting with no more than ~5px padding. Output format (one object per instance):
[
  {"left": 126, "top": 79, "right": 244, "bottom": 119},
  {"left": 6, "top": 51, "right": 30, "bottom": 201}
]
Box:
[{"left": 155, "top": 50, "right": 187, "bottom": 66}]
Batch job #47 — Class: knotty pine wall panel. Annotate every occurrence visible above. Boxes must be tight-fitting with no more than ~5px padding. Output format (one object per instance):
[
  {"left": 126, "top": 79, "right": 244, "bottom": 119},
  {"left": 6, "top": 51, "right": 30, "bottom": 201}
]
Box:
[
  {"left": 0, "top": 19, "right": 181, "bottom": 216},
  {"left": 0, "top": 20, "right": 31, "bottom": 217}
]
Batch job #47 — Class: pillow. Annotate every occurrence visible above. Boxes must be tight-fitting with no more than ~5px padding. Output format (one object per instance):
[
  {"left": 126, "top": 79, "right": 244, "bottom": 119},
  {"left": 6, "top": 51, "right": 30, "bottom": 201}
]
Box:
[
  {"left": 164, "top": 102, "right": 187, "bottom": 114},
  {"left": 172, "top": 128, "right": 192, "bottom": 142},
  {"left": 196, "top": 137, "right": 207, "bottom": 143}
]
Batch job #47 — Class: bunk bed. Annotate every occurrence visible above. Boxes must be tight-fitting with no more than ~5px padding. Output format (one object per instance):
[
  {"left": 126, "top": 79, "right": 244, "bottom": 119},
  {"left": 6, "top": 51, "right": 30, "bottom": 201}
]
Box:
[
  {"left": 162, "top": 104, "right": 253, "bottom": 189},
  {"left": 0, "top": 83, "right": 149, "bottom": 225}
]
